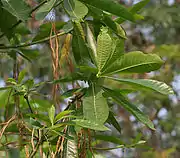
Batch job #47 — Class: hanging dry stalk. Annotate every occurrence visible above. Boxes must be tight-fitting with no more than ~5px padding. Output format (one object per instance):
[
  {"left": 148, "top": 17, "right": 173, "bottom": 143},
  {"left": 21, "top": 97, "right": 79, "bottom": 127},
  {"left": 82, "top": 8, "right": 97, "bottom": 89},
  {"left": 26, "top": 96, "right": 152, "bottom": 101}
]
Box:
[{"left": 49, "top": 23, "right": 60, "bottom": 108}]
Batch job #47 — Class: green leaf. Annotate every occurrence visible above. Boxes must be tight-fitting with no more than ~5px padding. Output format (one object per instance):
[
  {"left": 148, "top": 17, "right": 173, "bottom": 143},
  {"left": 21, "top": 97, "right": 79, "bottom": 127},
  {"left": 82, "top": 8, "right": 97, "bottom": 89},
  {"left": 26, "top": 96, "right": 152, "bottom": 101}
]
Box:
[
  {"left": 86, "top": 23, "right": 97, "bottom": 65},
  {"left": 83, "top": 86, "right": 109, "bottom": 124},
  {"left": 18, "top": 70, "right": 26, "bottom": 84},
  {"left": 35, "top": 0, "right": 57, "bottom": 20},
  {"left": 107, "top": 111, "right": 121, "bottom": 134},
  {"left": 19, "top": 49, "right": 39, "bottom": 60},
  {"left": 100, "top": 51, "right": 164, "bottom": 76},
  {"left": 30, "top": 117, "right": 43, "bottom": 129},
  {"left": 72, "top": 21, "right": 90, "bottom": 65},
  {"left": 1, "top": 0, "right": 30, "bottom": 21},
  {"left": 101, "top": 38, "right": 124, "bottom": 72},
  {"left": 64, "top": 0, "right": 88, "bottom": 21},
  {"left": 74, "top": 119, "right": 109, "bottom": 131},
  {"left": 0, "top": 3, "right": 17, "bottom": 38},
  {"left": 103, "top": 87, "right": 155, "bottom": 130},
  {"left": 94, "top": 135, "right": 124, "bottom": 145},
  {"left": 32, "top": 22, "right": 65, "bottom": 42},
  {"left": 79, "top": 0, "right": 134, "bottom": 22},
  {"left": 105, "top": 76, "right": 174, "bottom": 95},
  {"left": 0, "top": 86, "right": 12, "bottom": 91},
  {"left": 115, "top": 0, "right": 150, "bottom": 24},
  {"left": 102, "top": 15, "right": 126, "bottom": 39},
  {"left": 55, "top": 110, "right": 73, "bottom": 122},
  {"left": 96, "top": 27, "right": 113, "bottom": 72},
  {"left": 48, "top": 105, "right": 55, "bottom": 126}
]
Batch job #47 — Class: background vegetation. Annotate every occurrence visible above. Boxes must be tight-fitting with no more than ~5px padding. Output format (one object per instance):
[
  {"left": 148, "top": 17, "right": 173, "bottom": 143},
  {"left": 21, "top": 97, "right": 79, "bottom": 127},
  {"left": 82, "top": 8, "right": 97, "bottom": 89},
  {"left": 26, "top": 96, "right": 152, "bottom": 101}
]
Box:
[{"left": 0, "top": 0, "right": 180, "bottom": 157}]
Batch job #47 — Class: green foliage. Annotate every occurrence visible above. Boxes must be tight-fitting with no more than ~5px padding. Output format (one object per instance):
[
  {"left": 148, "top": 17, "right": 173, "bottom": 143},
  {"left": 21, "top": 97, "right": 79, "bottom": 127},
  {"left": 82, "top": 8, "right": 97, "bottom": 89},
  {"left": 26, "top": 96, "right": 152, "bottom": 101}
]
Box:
[{"left": 0, "top": 0, "right": 175, "bottom": 157}]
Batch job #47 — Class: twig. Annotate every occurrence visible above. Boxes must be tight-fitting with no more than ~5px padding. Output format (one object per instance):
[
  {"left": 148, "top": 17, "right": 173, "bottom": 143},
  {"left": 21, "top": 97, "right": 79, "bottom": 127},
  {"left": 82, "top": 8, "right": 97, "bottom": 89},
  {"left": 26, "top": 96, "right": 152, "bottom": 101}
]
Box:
[{"left": 0, "top": 115, "right": 16, "bottom": 140}]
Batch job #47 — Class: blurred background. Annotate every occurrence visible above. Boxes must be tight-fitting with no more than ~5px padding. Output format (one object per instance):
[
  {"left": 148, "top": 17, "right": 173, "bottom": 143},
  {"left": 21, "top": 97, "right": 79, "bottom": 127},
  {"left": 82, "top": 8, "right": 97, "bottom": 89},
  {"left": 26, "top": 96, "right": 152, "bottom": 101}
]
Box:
[{"left": 0, "top": 0, "right": 180, "bottom": 157}]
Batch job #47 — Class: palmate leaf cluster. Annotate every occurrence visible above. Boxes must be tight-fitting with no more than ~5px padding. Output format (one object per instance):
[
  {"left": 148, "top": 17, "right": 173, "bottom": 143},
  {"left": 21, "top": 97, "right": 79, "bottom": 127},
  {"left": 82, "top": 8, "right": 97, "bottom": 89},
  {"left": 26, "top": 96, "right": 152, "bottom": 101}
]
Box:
[{"left": 0, "top": 0, "right": 174, "bottom": 157}]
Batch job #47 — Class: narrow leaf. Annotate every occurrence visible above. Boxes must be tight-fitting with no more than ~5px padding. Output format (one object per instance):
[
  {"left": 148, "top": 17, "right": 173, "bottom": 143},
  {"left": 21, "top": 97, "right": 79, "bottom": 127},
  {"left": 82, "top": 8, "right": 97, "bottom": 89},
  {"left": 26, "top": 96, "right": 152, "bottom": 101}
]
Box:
[
  {"left": 107, "top": 111, "right": 121, "bottom": 134},
  {"left": 115, "top": 0, "right": 150, "bottom": 24},
  {"left": 103, "top": 15, "right": 127, "bottom": 39},
  {"left": 103, "top": 87, "right": 155, "bottom": 130},
  {"left": 86, "top": 23, "right": 97, "bottom": 65},
  {"left": 79, "top": 0, "right": 134, "bottom": 22},
  {"left": 94, "top": 135, "right": 124, "bottom": 145},
  {"left": 55, "top": 110, "right": 73, "bottom": 122},
  {"left": 105, "top": 76, "right": 174, "bottom": 95},
  {"left": 48, "top": 105, "right": 55, "bottom": 126},
  {"left": 18, "top": 70, "right": 26, "bottom": 84},
  {"left": 101, "top": 51, "right": 164, "bottom": 76},
  {"left": 74, "top": 119, "right": 109, "bottom": 131},
  {"left": 72, "top": 21, "right": 90, "bottom": 65}
]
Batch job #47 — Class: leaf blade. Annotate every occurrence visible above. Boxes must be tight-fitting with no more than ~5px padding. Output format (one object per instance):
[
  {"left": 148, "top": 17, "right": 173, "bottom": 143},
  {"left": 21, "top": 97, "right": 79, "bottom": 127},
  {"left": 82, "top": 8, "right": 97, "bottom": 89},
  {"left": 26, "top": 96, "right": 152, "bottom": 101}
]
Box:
[{"left": 103, "top": 87, "right": 155, "bottom": 130}]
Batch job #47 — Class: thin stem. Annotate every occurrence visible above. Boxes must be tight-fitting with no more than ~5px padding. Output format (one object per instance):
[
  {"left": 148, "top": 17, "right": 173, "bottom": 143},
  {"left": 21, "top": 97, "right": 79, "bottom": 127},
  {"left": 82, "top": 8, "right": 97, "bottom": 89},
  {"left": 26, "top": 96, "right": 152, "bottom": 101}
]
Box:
[
  {"left": 0, "top": 32, "right": 65, "bottom": 49},
  {"left": 24, "top": 95, "right": 33, "bottom": 114}
]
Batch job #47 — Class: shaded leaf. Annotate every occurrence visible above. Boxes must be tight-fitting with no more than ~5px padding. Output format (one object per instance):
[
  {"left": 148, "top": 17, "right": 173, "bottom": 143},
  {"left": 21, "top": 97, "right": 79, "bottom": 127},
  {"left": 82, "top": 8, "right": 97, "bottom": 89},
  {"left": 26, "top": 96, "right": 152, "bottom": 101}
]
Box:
[
  {"left": 79, "top": 0, "right": 134, "bottom": 21},
  {"left": 33, "top": 22, "right": 65, "bottom": 42},
  {"left": 103, "top": 87, "right": 155, "bottom": 130},
  {"left": 30, "top": 117, "right": 43, "bottom": 129},
  {"left": 105, "top": 76, "right": 174, "bottom": 95},
  {"left": 94, "top": 135, "right": 124, "bottom": 145},
  {"left": 72, "top": 21, "right": 90, "bottom": 65},
  {"left": 107, "top": 111, "right": 121, "bottom": 134},
  {"left": 115, "top": 0, "right": 150, "bottom": 24}
]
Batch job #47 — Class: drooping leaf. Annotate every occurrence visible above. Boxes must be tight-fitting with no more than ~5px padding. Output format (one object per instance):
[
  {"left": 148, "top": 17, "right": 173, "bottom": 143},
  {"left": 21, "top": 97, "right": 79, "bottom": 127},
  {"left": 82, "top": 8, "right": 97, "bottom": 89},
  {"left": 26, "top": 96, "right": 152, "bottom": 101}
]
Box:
[
  {"left": 18, "top": 70, "right": 26, "bottom": 84},
  {"left": 72, "top": 21, "right": 90, "bottom": 65},
  {"left": 94, "top": 135, "right": 124, "bottom": 145},
  {"left": 115, "top": 0, "right": 150, "bottom": 24},
  {"left": 103, "top": 15, "right": 127, "bottom": 39},
  {"left": 83, "top": 86, "right": 109, "bottom": 124},
  {"left": 48, "top": 105, "right": 55, "bottom": 126},
  {"left": 96, "top": 27, "right": 113, "bottom": 72},
  {"left": 100, "top": 51, "right": 164, "bottom": 76},
  {"left": 64, "top": 0, "right": 88, "bottom": 21},
  {"left": 74, "top": 119, "right": 109, "bottom": 131},
  {"left": 35, "top": 0, "right": 57, "bottom": 20},
  {"left": 103, "top": 87, "right": 155, "bottom": 130},
  {"left": 107, "top": 111, "right": 121, "bottom": 134},
  {"left": 1, "top": 0, "right": 30, "bottom": 21},
  {"left": 105, "top": 76, "right": 174, "bottom": 95},
  {"left": 86, "top": 23, "right": 97, "bottom": 65},
  {"left": 79, "top": 0, "right": 134, "bottom": 22}
]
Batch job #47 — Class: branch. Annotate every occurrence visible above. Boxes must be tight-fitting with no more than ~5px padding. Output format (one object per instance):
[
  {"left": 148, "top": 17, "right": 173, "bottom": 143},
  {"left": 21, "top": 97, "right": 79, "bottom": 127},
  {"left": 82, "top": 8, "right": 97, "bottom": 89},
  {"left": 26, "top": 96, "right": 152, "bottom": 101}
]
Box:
[{"left": 0, "top": 32, "right": 65, "bottom": 49}]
